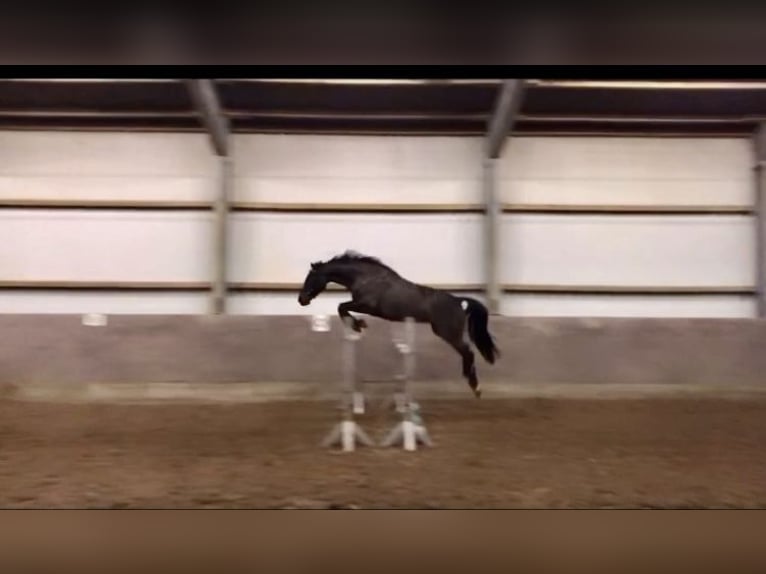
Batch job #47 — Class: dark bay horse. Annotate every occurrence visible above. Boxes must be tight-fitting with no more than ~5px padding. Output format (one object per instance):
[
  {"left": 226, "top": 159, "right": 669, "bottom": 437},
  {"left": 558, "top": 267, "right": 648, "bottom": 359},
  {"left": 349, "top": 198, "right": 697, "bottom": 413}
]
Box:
[{"left": 297, "top": 251, "right": 499, "bottom": 398}]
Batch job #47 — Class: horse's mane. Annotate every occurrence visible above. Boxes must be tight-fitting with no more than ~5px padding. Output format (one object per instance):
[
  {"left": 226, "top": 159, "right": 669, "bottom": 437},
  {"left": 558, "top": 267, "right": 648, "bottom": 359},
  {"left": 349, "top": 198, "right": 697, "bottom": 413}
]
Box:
[{"left": 312, "top": 250, "right": 396, "bottom": 273}]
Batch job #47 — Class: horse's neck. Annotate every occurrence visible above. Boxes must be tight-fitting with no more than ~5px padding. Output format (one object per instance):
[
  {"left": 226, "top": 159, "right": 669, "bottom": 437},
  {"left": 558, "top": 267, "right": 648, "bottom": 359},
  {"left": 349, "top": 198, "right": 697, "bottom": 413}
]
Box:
[{"left": 324, "top": 263, "right": 359, "bottom": 289}]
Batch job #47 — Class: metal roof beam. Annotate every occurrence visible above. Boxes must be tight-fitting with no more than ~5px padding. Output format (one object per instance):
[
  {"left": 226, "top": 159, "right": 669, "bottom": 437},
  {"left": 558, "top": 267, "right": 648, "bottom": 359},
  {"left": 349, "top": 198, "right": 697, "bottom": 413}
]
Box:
[
  {"left": 485, "top": 79, "right": 525, "bottom": 159},
  {"left": 3, "top": 79, "right": 180, "bottom": 84},
  {"left": 527, "top": 80, "right": 766, "bottom": 90},
  {"left": 186, "top": 79, "right": 229, "bottom": 156},
  {"left": 216, "top": 79, "right": 502, "bottom": 86}
]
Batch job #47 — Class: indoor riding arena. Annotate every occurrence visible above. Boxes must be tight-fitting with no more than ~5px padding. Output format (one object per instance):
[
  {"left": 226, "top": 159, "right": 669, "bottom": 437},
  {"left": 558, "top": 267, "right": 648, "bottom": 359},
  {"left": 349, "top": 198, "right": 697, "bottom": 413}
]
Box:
[{"left": 1, "top": 78, "right": 766, "bottom": 509}]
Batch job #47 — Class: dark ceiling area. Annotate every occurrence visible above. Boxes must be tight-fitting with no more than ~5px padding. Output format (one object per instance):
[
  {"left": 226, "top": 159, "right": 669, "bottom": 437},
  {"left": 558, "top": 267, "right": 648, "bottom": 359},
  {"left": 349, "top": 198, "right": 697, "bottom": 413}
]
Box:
[{"left": 0, "top": 79, "right": 765, "bottom": 136}]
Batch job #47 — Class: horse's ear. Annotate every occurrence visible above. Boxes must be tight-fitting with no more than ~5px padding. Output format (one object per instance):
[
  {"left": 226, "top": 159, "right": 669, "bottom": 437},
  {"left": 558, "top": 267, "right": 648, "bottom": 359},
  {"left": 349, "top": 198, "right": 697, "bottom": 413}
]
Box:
[{"left": 310, "top": 261, "right": 320, "bottom": 270}]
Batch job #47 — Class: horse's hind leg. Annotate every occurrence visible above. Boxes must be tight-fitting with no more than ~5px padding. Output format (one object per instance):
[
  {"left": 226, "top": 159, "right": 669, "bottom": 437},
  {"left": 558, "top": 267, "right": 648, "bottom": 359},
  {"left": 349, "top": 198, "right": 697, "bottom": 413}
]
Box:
[
  {"left": 459, "top": 344, "right": 480, "bottom": 397},
  {"left": 431, "top": 318, "right": 481, "bottom": 398}
]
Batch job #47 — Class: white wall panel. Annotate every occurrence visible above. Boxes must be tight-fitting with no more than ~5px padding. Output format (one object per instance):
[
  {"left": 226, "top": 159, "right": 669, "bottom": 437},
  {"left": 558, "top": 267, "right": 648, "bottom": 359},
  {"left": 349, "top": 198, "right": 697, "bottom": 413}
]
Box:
[
  {"left": 0, "top": 177, "right": 214, "bottom": 204},
  {"left": 501, "top": 215, "right": 755, "bottom": 287},
  {"left": 0, "top": 210, "right": 213, "bottom": 282},
  {"left": 501, "top": 294, "right": 756, "bottom": 318},
  {"left": 499, "top": 137, "right": 752, "bottom": 206},
  {"left": 229, "top": 292, "right": 350, "bottom": 316},
  {"left": 229, "top": 213, "right": 483, "bottom": 285},
  {"left": 229, "top": 291, "right": 488, "bottom": 315},
  {"left": 232, "top": 134, "right": 482, "bottom": 205},
  {"left": 232, "top": 291, "right": 755, "bottom": 319},
  {"left": 234, "top": 177, "right": 481, "bottom": 206},
  {"left": 0, "top": 131, "right": 756, "bottom": 318},
  {"left": 0, "top": 131, "right": 215, "bottom": 203},
  {"left": 0, "top": 292, "right": 207, "bottom": 314},
  {"left": 500, "top": 180, "right": 751, "bottom": 208}
]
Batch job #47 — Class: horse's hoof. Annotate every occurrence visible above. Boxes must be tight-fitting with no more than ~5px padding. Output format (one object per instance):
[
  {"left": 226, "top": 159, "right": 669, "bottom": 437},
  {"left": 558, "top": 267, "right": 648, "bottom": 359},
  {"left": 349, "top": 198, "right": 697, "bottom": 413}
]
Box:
[
  {"left": 357, "top": 319, "right": 368, "bottom": 330},
  {"left": 352, "top": 321, "right": 365, "bottom": 332},
  {"left": 474, "top": 389, "right": 482, "bottom": 398}
]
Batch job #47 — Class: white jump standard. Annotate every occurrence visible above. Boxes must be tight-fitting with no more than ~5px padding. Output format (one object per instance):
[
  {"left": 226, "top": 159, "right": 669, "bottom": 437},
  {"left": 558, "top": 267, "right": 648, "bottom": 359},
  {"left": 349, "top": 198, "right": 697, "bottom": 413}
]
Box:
[
  {"left": 380, "top": 317, "right": 433, "bottom": 451},
  {"left": 320, "top": 317, "right": 374, "bottom": 452}
]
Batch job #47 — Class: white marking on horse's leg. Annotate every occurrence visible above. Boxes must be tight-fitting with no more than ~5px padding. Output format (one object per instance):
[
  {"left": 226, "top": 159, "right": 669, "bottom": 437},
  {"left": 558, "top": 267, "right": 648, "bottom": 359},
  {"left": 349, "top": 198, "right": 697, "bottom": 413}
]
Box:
[{"left": 460, "top": 300, "right": 468, "bottom": 311}]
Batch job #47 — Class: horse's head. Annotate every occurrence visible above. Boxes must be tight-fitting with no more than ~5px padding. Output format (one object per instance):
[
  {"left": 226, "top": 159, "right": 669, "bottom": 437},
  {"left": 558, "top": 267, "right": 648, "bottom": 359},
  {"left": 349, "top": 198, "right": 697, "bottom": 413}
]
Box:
[{"left": 298, "top": 261, "right": 328, "bottom": 306}]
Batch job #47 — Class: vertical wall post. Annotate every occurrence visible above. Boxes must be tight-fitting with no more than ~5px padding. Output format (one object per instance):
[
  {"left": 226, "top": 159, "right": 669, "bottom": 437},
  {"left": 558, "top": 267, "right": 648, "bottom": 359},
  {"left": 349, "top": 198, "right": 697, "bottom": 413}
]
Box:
[
  {"left": 483, "top": 80, "right": 525, "bottom": 314},
  {"left": 186, "top": 79, "right": 231, "bottom": 315},
  {"left": 211, "top": 155, "right": 232, "bottom": 314},
  {"left": 482, "top": 157, "right": 501, "bottom": 313},
  {"left": 754, "top": 123, "right": 766, "bottom": 318}
]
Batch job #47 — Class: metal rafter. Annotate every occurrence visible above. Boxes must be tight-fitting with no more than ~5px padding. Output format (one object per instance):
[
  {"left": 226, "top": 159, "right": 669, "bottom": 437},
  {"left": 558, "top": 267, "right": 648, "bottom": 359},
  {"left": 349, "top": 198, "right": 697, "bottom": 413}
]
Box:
[
  {"left": 186, "top": 79, "right": 229, "bottom": 156},
  {"left": 485, "top": 79, "right": 525, "bottom": 159}
]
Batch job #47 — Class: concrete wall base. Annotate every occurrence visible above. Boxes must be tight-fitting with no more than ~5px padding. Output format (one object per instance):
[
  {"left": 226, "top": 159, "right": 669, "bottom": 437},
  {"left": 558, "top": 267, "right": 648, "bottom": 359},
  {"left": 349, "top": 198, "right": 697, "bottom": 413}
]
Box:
[
  {"left": 6, "top": 381, "right": 766, "bottom": 405},
  {"left": 1, "top": 314, "right": 766, "bottom": 391}
]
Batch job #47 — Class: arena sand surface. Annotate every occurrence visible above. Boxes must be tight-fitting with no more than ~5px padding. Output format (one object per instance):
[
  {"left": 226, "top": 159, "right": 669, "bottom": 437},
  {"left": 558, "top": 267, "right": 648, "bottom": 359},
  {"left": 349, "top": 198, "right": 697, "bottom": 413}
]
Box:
[{"left": 1, "top": 396, "right": 765, "bottom": 508}]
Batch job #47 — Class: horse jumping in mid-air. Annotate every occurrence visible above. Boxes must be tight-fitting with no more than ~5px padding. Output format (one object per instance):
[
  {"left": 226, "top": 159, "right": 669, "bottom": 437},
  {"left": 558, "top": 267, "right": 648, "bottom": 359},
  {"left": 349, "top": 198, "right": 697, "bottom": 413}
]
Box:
[{"left": 297, "top": 251, "right": 499, "bottom": 398}]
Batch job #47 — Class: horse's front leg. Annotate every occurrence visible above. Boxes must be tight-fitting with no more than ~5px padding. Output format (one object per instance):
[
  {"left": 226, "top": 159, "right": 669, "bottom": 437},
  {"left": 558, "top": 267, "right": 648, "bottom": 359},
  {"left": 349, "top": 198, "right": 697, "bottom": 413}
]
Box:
[{"left": 338, "top": 301, "right": 369, "bottom": 332}]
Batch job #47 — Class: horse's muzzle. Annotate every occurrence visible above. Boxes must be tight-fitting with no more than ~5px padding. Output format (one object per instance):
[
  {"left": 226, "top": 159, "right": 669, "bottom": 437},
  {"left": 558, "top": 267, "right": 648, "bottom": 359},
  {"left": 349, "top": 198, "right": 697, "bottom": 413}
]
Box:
[{"left": 298, "top": 294, "right": 309, "bottom": 306}]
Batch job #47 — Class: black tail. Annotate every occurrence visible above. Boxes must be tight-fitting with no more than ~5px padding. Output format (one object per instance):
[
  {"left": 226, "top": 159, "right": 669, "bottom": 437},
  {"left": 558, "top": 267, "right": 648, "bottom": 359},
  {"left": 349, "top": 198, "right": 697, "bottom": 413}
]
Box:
[{"left": 461, "top": 297, "right": 499, "bottom": 364}]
